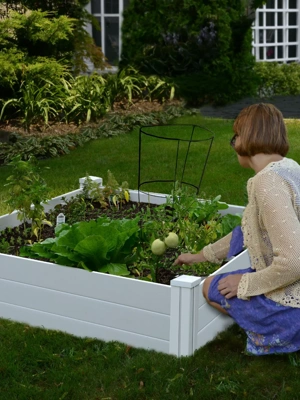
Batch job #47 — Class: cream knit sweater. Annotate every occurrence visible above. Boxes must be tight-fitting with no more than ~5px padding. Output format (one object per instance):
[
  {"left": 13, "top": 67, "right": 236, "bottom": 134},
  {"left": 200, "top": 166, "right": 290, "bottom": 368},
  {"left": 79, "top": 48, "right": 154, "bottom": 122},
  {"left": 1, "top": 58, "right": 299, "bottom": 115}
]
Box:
[{"left": 203, "top": 157, "right": 300, "bottom": 308}]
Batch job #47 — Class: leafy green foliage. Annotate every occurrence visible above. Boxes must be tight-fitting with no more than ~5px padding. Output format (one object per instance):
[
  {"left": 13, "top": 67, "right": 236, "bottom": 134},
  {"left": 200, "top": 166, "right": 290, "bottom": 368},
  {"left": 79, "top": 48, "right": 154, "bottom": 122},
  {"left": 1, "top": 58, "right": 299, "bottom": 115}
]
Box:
[
  {"left": 64, "top": 74, "right": 109, "bottom": 123},
  {"left": 120, "top": 0, "right": 263, "bottom": 105},
  {"left": 4, "top": 155, "right": 51, "bottom": 240},
  {"left": 0, "top": 1, "right": 106, "bottom": 73},
  {"left": 0, "top": 78, "right": 63, "bottom": 131},
  {"left": 20, "top": 216, "right": 140, "bottom": 276},
  {"left": 133, "top": 186, "right": 242, "bottom": 281},
  {"left": 254, "top": 61, "right": 300, "bottom": 97}
]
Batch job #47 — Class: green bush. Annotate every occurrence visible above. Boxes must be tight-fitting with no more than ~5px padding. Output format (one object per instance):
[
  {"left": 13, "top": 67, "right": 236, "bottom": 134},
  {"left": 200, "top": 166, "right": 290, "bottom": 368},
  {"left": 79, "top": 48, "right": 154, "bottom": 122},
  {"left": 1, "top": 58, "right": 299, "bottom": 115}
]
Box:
[
  {"left": 254, "top": 62, "right": 300, "bottom": 97},
  {"left": 120, "top": 0, "right": 264, "bottom": 105},
  {"left": 0, "top": 1, "right": 106, "bottom": 73}
]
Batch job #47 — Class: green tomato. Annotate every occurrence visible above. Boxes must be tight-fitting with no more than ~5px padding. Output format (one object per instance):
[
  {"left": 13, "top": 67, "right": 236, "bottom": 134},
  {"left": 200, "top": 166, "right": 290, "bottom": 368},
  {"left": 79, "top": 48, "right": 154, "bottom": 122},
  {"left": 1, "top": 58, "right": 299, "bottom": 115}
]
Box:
[
  {"left": 151, "top": 239, "right": 166, "bottom": 256},
  {"left": 164, "top": 232, "right": 179, "bottom": 248}
]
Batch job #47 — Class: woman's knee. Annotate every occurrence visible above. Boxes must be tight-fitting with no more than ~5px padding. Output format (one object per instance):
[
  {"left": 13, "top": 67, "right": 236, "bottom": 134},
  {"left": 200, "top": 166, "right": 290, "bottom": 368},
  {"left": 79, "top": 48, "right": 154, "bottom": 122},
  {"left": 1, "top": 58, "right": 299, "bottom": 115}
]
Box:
[{"left": 202, "top": 275, "right": 215, "bottom": 301}]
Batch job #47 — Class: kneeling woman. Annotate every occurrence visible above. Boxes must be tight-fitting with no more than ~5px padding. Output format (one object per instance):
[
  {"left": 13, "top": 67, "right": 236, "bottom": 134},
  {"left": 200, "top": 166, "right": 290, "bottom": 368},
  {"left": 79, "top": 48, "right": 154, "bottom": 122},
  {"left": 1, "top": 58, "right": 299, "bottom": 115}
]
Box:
[{"left": 174, "top": 103, "right": 300, "bottom": 355}]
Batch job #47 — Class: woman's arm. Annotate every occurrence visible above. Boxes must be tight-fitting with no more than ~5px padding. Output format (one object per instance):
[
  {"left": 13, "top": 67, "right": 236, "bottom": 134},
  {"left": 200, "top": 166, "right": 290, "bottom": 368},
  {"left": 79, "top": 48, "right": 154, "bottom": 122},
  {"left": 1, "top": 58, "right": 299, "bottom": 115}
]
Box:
[{"left": 174, "top": 231, "right": 233, "bottom": 266}]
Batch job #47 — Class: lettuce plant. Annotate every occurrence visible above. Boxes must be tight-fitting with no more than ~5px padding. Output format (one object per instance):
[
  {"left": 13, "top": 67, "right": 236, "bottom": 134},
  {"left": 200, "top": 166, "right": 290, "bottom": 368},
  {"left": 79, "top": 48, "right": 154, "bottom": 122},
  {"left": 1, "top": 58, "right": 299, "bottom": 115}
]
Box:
[{"left": 20, "top": 216, "right": 140, "bottom": 276}]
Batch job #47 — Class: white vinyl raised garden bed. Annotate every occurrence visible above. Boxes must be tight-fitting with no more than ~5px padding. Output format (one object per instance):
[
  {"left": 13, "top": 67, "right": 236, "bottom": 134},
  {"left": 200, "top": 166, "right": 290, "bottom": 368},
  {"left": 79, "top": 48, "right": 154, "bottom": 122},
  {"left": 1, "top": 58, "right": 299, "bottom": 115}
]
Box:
[{"left": 0, "top": 177, "right": 250, "bottom": 357}]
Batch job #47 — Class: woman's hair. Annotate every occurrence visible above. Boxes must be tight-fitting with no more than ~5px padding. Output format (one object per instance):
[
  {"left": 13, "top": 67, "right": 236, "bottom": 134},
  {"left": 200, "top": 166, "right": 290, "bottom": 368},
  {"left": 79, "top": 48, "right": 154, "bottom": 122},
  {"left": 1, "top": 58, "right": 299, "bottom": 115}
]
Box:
[{"left": 233, "top": 103, "right": 289, "bottom": 157}]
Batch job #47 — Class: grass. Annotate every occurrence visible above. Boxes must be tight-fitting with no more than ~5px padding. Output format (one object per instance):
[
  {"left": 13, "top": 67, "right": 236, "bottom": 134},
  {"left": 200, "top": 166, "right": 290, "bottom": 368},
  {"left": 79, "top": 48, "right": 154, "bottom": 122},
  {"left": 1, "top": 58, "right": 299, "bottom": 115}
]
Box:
[
  {"left": 1, "top": 320, "right": 300, "bottom": 400},
  {"left": 1, "top": 114, "right": 300, "bottom": 398}
]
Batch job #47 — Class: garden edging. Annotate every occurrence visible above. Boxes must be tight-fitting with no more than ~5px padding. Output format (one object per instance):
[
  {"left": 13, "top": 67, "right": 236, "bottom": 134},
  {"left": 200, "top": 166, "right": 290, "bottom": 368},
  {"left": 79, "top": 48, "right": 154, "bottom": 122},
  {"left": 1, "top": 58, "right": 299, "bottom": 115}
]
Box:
[{"left": 0, "top": 177, "right": 249, "bottom": 357}]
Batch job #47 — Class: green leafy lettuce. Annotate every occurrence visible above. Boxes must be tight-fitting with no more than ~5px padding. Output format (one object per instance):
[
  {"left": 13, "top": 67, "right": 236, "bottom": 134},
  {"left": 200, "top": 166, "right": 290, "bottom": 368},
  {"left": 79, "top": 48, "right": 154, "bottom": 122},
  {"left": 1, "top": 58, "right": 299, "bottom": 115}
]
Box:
[{"left": 20, "top": 216, "right": 140, "bottom": 276}]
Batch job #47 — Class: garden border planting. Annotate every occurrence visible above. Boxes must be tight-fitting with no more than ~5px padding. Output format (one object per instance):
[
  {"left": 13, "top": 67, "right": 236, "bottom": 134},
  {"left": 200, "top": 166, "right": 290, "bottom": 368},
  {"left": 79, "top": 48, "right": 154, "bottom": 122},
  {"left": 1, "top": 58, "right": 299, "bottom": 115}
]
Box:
[{"left": 0, "top": 177, "right": 249, "bottom": 357}]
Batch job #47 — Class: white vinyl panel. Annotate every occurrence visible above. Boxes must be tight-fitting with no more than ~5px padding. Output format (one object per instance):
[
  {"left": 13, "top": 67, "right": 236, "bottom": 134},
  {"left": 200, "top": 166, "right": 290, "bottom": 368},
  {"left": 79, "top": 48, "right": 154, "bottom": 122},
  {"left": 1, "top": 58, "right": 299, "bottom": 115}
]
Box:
[
  {"left": 0, "top": 255, "right": 171, "bottom": 314},
  {"left": 42, "top": 189, "right": 82, "bottom": 212},
  {"left": 0, "top": 211, "right": 20, "bottom": 230},
  {"left": 196, "top": 314, "right": 234, "bottom": 350},
  {"left": 197, "top": 302, "right": 225, "bottom": 333},
  {"left": 129, "top": 190, "right": 168, "bottom": 205},
  {"left": 0, "top": 302, "right": 169, "bottom": 354},
  {"left": 0, "top": 281, "right": 170, "bottom": 340}
]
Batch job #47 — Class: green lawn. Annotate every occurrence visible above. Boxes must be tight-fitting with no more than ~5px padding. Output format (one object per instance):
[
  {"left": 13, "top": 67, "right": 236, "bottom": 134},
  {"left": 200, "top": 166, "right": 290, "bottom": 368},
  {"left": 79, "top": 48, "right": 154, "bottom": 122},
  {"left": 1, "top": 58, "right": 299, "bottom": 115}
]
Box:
[
  {"left": 3, "top": 114, "right": 300, "bottom": 215},
  {"left": 1, "top": 114, "right": 300, "bottom": 399}
]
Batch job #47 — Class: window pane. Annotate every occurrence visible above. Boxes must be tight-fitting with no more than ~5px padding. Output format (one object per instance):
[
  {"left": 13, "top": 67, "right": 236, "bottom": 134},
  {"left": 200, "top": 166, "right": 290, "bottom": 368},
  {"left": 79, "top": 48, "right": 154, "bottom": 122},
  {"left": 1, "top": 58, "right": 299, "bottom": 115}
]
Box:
[
  {"left": 289, "top": 12, "right": 297, "bottom": 25},
  {"left": 266, "top": 12, "right": 275, "bottom": 26},
  {"left": 266, "top": 29, "right": 275, "bottom": 43},
  {"left": 266, "top": 0, "right": 275, "bottom": 7},
  {"left": 289, "top": 28, "right": 297, "bottom": 42},
  {"left": 92, "top": 17, "right": 101, "bottom": 47},
  {"left": 259, "top": 12, "right": 264, "bottom": 26},
  {"left": 277, "top": 0, "right": 283, "bottom": 8},
  {"left": 259, "top": 47, "right": 264, "bottom": 60},
  {"left": 288, "top": 45, "right": 297, "bottom": 57},
  {"left": 259, "top": 29, "right": 264, "bottom": 43},
  {"left": 277, "top": 29, "right": 283, "bottom": 42},
  {"left": 277, "top": 12, "right": 283, "bottom": 26},
  {"left": 91, "top": 0, "right": 101, "bottom": 14},
  {"left": 267, "top": 46, "right": 275, "bottom": 59},
  {"left": 277, "top": 46, "right": 283, "bottom": 58},
  {"left": 105, "top": 17, "right": 119, "bottom": 64},
  {"left": 105, "top": 0, "right": 119, "bottom": 13},
  {"left": 289, "top": 0, "right": 297, "bottom": 8}
]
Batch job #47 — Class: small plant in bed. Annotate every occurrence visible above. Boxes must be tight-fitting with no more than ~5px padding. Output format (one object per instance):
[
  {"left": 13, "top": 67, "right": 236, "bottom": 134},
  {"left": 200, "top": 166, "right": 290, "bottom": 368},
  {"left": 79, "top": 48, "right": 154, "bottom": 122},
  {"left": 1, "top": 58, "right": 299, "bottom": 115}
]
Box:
[{"left": 0, "top": 168, "right": 241, "bottom": 285}]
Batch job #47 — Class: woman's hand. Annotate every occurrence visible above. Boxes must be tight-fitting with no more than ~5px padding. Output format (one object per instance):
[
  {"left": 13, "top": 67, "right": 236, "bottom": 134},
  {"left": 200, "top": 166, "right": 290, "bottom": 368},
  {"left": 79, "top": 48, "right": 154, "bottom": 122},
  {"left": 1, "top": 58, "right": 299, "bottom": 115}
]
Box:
[
  {"left": 217, "top": 274, "right": 243, "bottom": 299},
  {"left": 173, "top": 251, "right": 207, "bottom": 266}
]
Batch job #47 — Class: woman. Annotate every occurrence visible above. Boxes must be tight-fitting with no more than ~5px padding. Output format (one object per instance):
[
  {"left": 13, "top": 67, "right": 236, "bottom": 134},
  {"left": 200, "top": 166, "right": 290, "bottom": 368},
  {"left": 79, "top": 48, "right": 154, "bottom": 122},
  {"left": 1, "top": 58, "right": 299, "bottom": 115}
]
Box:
[{"left": 174, "top": 103, "right": 300, "bottom": 355}]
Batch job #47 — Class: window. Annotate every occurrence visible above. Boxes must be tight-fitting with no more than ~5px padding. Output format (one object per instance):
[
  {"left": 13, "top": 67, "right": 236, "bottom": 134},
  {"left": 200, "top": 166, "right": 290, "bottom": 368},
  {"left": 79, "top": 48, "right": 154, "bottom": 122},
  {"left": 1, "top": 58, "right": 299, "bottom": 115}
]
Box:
[
  {"left": 252, "top": 0, "right": 300, "bottom": 62},
  {"left": 89, "top": 0, "right": 130, "bottom": 65}
]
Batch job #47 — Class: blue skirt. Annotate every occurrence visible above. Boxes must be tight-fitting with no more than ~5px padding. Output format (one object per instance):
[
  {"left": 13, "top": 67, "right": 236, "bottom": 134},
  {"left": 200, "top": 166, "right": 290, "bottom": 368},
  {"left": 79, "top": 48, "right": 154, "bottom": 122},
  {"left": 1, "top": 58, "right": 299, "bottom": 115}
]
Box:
[{"left": 208, "top": 268, "right": 300, "bottom": 355}]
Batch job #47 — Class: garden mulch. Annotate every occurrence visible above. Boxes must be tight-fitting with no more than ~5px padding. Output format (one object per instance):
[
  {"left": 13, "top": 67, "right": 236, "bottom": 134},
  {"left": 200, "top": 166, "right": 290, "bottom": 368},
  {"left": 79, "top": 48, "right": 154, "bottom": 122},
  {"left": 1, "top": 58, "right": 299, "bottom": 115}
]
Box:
[{"left": 0, "top": 99, "right": 181, "bottom": 143}]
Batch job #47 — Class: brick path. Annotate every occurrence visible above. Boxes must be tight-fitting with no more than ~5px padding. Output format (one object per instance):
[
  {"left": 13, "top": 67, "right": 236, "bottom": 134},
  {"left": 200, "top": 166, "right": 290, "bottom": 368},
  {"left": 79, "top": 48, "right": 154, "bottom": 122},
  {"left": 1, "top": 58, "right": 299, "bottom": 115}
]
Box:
[{"left": 199, "top": 95, "right": 300, "bottom": 119}]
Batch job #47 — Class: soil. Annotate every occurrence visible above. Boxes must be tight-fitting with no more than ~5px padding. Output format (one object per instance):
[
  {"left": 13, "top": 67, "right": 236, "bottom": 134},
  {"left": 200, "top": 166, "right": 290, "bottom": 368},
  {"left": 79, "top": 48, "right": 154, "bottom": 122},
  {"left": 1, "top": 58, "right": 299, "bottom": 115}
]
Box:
[
  {"left": 0, "top": 99, "right": 183, "bottom": 141},
  {"left": 0, "top": 199, "right": 207, "bottom": 286}
]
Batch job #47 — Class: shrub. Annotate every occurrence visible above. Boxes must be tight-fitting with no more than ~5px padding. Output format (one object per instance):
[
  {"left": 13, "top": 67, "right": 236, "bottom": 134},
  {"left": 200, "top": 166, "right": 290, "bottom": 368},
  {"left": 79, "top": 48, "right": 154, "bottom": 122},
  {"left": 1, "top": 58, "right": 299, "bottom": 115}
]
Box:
[
  {"left": 120, "top": 0, "right": 263, "bottom": 105},
  {"left": 254, "top": 62, "right": 300, "bottom": 97},
  {"left": 0, "top": 1, "right": 107, "bottom": 73}
]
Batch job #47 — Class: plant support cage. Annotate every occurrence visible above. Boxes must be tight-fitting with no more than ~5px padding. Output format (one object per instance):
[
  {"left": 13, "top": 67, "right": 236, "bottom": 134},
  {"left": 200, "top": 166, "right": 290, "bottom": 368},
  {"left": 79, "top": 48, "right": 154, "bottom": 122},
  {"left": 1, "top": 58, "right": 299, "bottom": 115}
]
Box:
[{"left": 138, "top": 124, "right": 214, "bottom": 199}]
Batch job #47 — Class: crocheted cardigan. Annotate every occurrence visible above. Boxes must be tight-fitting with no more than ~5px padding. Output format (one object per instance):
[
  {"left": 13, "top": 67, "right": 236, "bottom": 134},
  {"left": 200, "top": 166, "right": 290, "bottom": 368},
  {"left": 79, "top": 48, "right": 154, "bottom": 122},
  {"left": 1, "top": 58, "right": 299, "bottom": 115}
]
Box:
[{"left": 203, "top": 157, "right": 300, "bottom": 308}]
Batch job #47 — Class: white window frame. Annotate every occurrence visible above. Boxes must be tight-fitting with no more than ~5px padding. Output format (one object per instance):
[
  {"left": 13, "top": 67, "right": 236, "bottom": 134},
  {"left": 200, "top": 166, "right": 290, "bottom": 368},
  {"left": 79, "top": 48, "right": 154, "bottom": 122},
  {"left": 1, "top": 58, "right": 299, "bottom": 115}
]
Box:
[
  {"left": 252, "top": 0, "right": 300, "bottom": 62},
  {"left": 85, "top": 0, "right": 127, "bottom": 70}
]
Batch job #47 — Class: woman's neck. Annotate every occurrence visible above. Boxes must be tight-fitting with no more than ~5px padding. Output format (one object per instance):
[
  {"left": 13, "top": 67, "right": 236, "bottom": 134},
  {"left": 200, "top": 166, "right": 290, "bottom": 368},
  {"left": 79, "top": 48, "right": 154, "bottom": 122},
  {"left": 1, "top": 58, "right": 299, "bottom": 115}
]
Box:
[{"left": 249, "top": 153, "right": 284, "bottom": 174}]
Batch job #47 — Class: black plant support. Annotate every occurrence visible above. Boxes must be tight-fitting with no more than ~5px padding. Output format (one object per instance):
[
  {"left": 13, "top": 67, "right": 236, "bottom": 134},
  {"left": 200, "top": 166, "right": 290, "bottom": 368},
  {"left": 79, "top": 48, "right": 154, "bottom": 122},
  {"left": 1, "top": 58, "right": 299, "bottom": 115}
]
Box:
[{"left": 138, "top": 124, "right": 214, "bottom": 201}]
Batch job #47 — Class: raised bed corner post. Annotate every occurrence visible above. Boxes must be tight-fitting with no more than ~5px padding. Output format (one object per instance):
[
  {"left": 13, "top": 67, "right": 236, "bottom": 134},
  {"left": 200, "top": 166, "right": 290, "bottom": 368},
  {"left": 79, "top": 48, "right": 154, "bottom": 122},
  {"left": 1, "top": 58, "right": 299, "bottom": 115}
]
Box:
[
  {"left": 169, "top": 275, "right": 202, "bottom": 357},
  {"left": 79, "top": 176, "right": 103, "bottom": 189}
]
